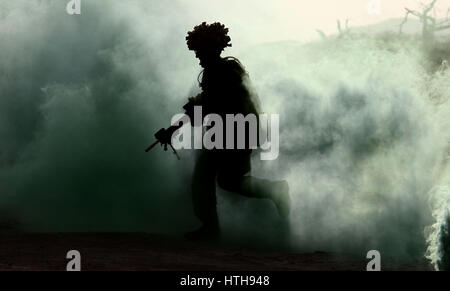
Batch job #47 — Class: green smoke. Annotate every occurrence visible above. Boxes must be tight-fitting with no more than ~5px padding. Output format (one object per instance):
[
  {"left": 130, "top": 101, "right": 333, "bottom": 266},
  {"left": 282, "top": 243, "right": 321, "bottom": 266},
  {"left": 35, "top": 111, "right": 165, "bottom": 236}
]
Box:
[
  {"left": 1, "top": 0, "right": 450, "bottom": 266},
  {"left": 0, "top": 0, "right": 198, "bottom": 233}
]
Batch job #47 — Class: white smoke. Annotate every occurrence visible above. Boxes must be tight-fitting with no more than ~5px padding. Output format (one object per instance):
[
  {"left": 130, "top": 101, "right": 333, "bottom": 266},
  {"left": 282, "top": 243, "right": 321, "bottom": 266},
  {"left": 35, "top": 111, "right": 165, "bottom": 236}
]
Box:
[
  {"left": 1, "top": 0, "right": 450, "bottom": 268},
  {"left": 239, "top": 36, "right": 450, "bottom": 261}
]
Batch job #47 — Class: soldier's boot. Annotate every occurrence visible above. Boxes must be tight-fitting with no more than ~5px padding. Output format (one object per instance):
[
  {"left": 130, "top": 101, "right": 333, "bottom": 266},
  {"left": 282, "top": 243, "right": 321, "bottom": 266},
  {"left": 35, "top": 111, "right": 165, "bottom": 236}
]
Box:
[
  {"left": 240, "top": 177, "right": 291, "bottom": 219},
  {"left": 270, "top": 180, "right": 291, "bottom": 219},
  {"left": 185, "top": 210, "right": 220, "bottom": 242}
]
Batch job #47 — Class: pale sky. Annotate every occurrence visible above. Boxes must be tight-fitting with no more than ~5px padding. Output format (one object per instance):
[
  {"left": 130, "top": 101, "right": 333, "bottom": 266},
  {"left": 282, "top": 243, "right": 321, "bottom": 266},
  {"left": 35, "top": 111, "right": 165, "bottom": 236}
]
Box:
[
  {"left": 184, "top": 0, "right": 450, "bottom": 45},
  {"left": 278, "top": 0, "right": 450, "bottom": 30}
]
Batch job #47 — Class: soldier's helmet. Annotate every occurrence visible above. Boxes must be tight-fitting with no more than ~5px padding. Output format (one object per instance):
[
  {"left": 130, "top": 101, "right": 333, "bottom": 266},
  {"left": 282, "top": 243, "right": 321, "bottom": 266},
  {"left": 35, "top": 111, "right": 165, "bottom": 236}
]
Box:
[{"left": 186, "top": 22, "right": 232, "bottom": 54}]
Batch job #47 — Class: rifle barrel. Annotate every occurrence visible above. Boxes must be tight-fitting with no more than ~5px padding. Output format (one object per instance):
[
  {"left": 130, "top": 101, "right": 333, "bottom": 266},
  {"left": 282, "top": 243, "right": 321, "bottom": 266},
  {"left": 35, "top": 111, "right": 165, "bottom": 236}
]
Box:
[{"left": 145, "top": 140, "right": 159, "bottom": 152}]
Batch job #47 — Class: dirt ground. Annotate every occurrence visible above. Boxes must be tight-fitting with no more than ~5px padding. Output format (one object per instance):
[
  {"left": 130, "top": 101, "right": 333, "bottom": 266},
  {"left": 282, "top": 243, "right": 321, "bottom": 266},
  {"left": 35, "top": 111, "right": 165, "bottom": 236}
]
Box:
[{"left": 0, "top": 233, "right": 432, "bottom": 271}]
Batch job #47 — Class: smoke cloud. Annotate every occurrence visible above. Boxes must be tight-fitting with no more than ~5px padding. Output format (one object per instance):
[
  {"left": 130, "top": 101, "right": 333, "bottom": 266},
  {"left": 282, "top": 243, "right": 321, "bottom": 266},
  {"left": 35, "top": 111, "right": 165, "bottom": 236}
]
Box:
[{"left": 1, "top": 0, "right": 450, "bottom": 266}]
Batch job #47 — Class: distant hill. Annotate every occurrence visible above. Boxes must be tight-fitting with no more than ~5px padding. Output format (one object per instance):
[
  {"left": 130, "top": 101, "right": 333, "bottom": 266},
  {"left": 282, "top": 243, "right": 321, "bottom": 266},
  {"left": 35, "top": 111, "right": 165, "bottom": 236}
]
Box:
[{"left": 352, "top": 17, "right": 450, "bottom": 37}]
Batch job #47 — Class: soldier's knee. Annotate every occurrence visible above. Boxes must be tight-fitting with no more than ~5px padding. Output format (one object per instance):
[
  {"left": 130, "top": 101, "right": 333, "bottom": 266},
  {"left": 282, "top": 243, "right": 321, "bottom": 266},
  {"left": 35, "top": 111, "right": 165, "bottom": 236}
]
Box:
[{"left": 217, "top": 174, "right": 242, "bottom": 192}]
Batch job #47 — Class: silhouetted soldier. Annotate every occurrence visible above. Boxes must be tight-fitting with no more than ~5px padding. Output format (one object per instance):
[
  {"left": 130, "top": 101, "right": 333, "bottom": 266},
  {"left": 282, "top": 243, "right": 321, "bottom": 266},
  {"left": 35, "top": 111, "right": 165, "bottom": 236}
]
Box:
[{"left": 154, "top": 22, "right": 290, "bottom": 241}]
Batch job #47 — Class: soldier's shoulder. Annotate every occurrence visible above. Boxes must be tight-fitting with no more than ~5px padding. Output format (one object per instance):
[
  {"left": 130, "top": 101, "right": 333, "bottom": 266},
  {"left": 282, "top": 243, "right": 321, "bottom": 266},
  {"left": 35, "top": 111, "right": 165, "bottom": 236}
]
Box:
[{"left": 222, "top": 57, "right": 246, "bottom": 75}]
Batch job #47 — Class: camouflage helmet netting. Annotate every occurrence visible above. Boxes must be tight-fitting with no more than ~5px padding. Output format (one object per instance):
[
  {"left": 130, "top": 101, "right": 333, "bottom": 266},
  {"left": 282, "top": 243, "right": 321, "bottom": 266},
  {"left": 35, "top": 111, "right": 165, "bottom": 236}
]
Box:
[{"left": 186, "top": 22, "right": 232, "bottom": 52}]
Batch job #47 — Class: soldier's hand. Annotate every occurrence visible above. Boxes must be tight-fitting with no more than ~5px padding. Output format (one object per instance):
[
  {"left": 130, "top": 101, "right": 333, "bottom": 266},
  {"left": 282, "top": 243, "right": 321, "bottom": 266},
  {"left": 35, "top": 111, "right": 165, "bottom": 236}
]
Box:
[{"left": 154, "top": 128, "right": 172, "bottom": 150}]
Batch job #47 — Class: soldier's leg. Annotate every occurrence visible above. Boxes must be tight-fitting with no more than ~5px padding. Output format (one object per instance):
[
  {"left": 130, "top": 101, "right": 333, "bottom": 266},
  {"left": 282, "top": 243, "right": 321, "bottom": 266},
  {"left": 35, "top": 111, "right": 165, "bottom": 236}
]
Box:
[
  {"left": 189, "top": 150, "right": 220, "bottom": 238},
  {"left": 217, "top": 152, "right": 291, "bottom": 218}
]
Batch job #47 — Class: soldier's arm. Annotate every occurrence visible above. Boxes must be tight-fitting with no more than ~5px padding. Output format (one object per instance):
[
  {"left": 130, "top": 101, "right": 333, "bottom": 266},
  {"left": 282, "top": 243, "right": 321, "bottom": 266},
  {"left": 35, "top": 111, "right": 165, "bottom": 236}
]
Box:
[
  {"left": 155, "top": 92, "right": 204, "bottom": 145},
  {"left": 182, "top": 92, "right": 204, "bottom": 121}
]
